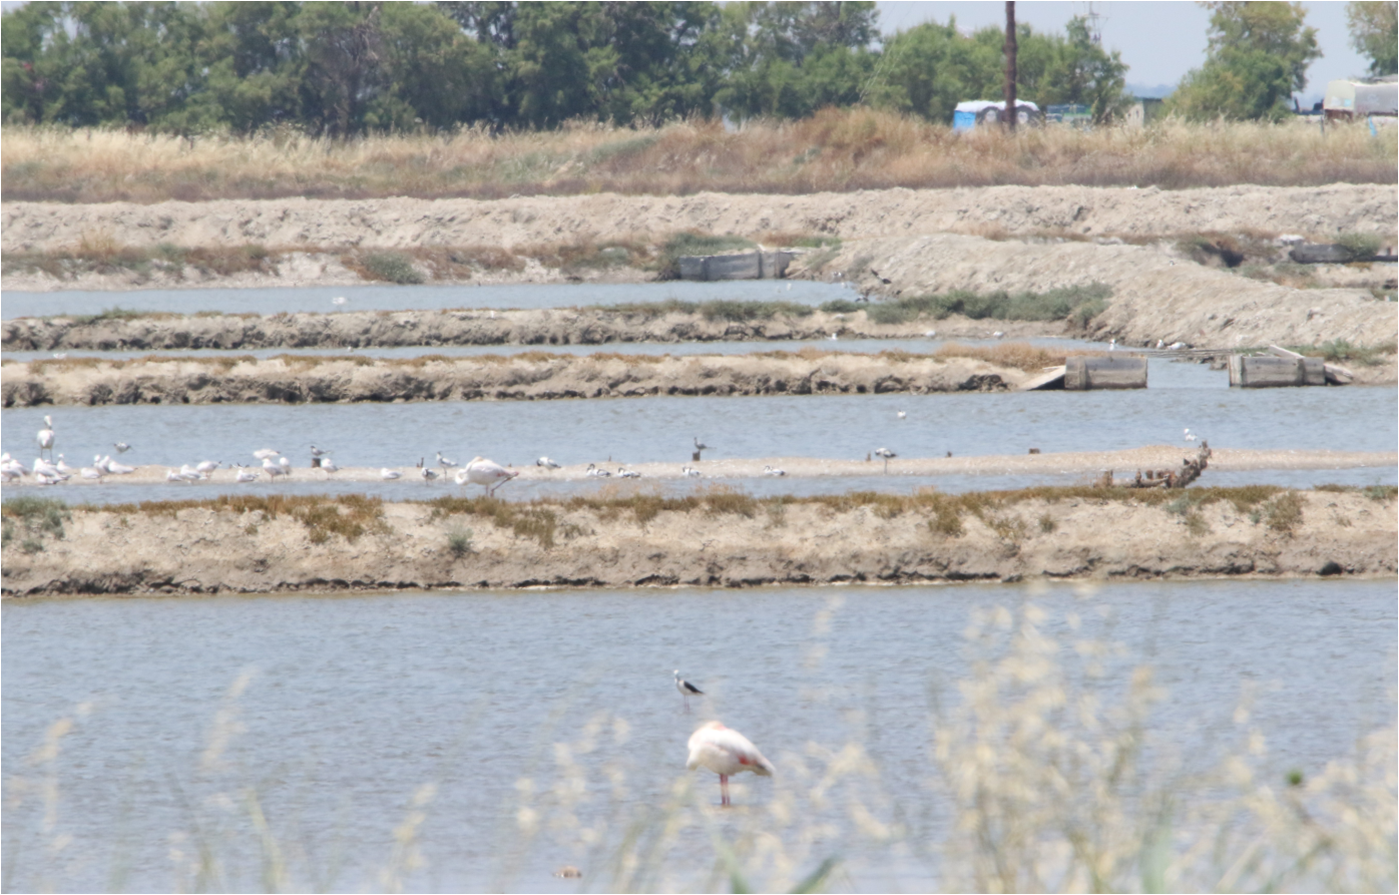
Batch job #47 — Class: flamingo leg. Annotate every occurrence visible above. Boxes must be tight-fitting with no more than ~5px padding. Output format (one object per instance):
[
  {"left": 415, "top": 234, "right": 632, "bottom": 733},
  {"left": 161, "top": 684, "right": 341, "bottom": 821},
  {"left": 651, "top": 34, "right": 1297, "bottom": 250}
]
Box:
[{"left": 720, "top": 774, "right": 730, "bottom": 807}]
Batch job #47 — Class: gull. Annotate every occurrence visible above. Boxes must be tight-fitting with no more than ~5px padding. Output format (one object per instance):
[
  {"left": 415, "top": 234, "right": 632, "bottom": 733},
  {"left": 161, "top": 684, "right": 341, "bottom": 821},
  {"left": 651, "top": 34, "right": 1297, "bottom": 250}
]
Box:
[
  {"left": 763, "top": 465, "right": 786, "bottom": 476},
  {"left": 105, "top": 456, "right": 136, "bottom": 475},
  {"left": 874, "top": 447, "right": 896, "bottom": 474},
  {"left": 55, "top": 454, "right": 76, "bottom": 474},
  {"left": 2, "top": 466, "right": 22, "bottom": 484},
  {"left": 52, "top": 353, "right": 67, "bottom": 359},
  {"left": 1167, "top": 341, "right": 1186, "bottom": 350},
  {"left": 421, "top": 467, "right": 439, "bottom": 485},
  {"left": 537, "top": 457, "right": 561, "bottom": 469},
  {"left": 37, "top": 415, "right": 55, "bottom": 459},
  {"left": 279, "top": 457, "right": 292, "bottom": 476},
  {"left": 617, "top": 467, "right": 641, "bottom": 478},
  {"left": 463, "top": 457, "right": 520, "bottom": 495},
  {"left": 33, "top": 457, "right": 60, "bottom": 477},
  {"left": 195, "top": 460, "right": 222, "bottom": 474},
  {"left": 924, "top": 330, "right": 937, "bottom": 338},
  {"left": 235, "top": 469, "right": 260, "bottom": 483},
  {"left": 262, "top": 457, "right": 287, "bottom": 482},
  {"left": 179, "top": 463, "right": 209, "bottom": 481},
  {"left": 380, "top": 468, "right": 402, "bottom": 480},
  {"left": 113, "top": 442, "right": 132, "bottom": 453},
  {"left": 991, "top": 331, "right": 1005, "bottom": 339},
  {"left": 586, "top": 463, "right": 612, "bottom": 478},
  {"left": 1157, "top": 339, "right": 1165, "bottom": 349},
  {"left": 35, "top": 470, "right": 68, "bottom": 486},
  {"left": 686, "top": 721, "right": 774, "bottom": 807},
  {"left": 674, "top": 670, "right": 703, "bottom": 712},
  {"left": 828, "top": 332, "right": 838, "bottom": 340},
  {"left": 897, "top": 410, "right": 906, "bottom": 420},
  {"left": 254, "top": 448, "right": 281, "bottom": 461},
  {"left": 168, "top": 468, "right": 200, "bottom": 484},
  {"left": 1109, "top": 338, "right": 1117, "bottom": 351},
  {"left": 331, "top": 296, "right": 347, "bottom": 306},
  {"left": 436, "top": 451, "right": 459, "bottom": 470},
  {"left": 681, "top": 466, "right": 702, "bottom": 477},
  {"left": 1184, "top": 428, "right": 1197, "bottom": 442},
  {"left": 320, "top": 458, "right": 339, "bottom": 473},
  {"left": 80, "top": 467, "right": 104, "bottom": 481}
]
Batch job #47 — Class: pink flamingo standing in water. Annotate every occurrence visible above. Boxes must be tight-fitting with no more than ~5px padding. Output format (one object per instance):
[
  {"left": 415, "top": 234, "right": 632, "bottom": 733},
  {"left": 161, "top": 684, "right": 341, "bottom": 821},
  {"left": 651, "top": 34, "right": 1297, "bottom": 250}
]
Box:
[{"left": 686, "top": 721, "right": 774, "bottom": 807}]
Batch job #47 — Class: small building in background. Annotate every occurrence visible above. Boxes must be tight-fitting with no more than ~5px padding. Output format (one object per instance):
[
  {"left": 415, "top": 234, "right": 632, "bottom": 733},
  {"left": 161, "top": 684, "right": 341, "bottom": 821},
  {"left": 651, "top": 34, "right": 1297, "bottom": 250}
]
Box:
[
  {"left": 1122, "top": 97, "right": 1165, "bottom": 128},
  {"left": 1322, "top": 77, "right": 1398, "bottom": 121},
  {"left": 1045, "top": 104, "right": 1093, "bottom": 127}
]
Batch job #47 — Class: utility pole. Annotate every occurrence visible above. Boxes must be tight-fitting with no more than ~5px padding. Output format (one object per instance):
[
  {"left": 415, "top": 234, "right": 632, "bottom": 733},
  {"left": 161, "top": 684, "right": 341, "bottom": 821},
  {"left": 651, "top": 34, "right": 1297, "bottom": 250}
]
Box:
[{"left": 1004, "top": 1, "right": 1017, "bottom": 132}]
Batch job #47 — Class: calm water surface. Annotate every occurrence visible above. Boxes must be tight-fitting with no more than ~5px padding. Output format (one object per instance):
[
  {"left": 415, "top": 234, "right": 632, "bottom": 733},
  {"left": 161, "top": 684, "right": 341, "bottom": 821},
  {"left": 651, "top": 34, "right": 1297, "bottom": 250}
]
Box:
[
  {"left": 3, "top": 280, "right": 852, "bottom": 319},
  {"left": 3, "top": 360, "right": 1393, "bottom": 504},
  {"left": 3, "top": 579, "right": 1394, "bottom": 892}
]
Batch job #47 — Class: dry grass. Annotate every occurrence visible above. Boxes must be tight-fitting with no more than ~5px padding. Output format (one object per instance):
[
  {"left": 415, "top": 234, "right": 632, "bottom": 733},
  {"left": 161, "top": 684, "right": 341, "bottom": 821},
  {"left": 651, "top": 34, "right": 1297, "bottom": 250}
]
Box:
[
  {"left": 4, "top": 111, "right": 1393, "bottom": 204},
  {"left": 935, "top": 341, "right": 1103, "bottom": 372},
  {"left": 92, "top": 493, "right": 386, "bottom": 544}
]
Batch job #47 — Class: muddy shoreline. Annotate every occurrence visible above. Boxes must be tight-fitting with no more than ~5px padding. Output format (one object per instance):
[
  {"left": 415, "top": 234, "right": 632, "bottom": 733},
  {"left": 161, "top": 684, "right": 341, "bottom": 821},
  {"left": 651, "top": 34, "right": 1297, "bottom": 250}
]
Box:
[
  {"left": 3, "top": 488, "right": 1392, "bottom": 597},
  {"left": 1, "top": 351, "right": 1032, "bottom": 407}
]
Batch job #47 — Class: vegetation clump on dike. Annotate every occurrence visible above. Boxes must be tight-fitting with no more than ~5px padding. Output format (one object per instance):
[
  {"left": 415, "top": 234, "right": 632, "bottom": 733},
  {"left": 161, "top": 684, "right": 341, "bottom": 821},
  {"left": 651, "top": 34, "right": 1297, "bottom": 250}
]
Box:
[{"left": 47, "top": 484, "right": 1396, "bottom": 550}]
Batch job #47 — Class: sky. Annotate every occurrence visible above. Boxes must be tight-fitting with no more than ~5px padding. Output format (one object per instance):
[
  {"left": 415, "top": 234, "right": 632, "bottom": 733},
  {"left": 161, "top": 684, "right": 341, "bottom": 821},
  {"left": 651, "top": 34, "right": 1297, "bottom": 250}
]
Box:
[{"left": 874, "top": 2, "right": 1373, "bottom": 102}]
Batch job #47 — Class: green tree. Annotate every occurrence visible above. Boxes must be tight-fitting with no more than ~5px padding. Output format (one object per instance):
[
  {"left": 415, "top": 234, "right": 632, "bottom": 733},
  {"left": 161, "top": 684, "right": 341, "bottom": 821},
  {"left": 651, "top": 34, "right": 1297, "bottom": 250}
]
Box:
[
  {"left": 1168, "top": 1, "right": 1321, "bottom": 121},
  {"left": 1346, "top": 1, "right": 1398, "bottom": 76}
]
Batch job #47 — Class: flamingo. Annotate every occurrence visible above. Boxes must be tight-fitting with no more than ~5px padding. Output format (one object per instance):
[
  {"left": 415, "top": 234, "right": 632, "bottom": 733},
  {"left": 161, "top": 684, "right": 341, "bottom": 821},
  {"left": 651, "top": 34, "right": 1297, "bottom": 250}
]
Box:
[
  {"left": 37, "top": 416, "right": 55, "bottom": 459},
  {"left": 463, "top": 457, "right": 519, "bottom": 495},
  {"left": 537, "top": 457, "right": 561, "bottom": 469},
  {"left": 380, "top": 468, "right": 402, "bottom": 481},
  {"left": 674, "top": 671, "right": 703, "bottom": 711},
  {"left": 874, "top": 447, "right": 896, "bottom": 474},
  {"left": 686, "top": 721, "right": 774, "bottom": 807}
]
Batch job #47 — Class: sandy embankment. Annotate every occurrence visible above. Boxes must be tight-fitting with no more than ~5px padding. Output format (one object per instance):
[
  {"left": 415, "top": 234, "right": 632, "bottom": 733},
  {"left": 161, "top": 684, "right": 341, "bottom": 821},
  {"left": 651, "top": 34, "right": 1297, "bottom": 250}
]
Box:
[
  {"left": 1, "top": 307, "right": 1014, "bottom": 352},
  {"left": 4, "top": 185, "right": 1395, "bottom": 351},
  {"left": 1, "top": 351, "right": 1023, "bottom": 407},
  {"left": 3, "top": 487, "right": 1392, "bottom": 596}
]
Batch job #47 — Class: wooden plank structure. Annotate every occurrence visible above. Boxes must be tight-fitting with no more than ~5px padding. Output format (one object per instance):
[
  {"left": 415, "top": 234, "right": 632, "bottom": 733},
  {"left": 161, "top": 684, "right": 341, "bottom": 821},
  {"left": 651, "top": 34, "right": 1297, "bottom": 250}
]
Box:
[
  {"left": 1063, "top": 355, "right": 1147, "bottom": 390},
  {"left": 1127, "top": 443, "right": 1213, "bottom": 489},
  {"left": 678, "top": 251, "right": 794, "bottom": 282}
]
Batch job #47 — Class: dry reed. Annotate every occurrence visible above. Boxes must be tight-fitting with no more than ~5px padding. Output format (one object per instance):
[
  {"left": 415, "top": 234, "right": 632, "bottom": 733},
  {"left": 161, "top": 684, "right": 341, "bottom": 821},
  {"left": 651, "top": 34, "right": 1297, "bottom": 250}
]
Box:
[{"left": 3, "top": 110, "right": 1393, "bottom": 204}]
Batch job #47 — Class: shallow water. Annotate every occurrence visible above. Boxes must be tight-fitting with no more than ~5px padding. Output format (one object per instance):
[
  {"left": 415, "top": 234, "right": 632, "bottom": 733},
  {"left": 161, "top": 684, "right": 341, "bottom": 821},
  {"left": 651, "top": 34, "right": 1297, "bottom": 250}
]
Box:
[
  {"left": 3, "top": 579, "right": 1393, "bottom": 892},
  {"left": 3, "top": 279, "right": 853, "bottom": 320}
]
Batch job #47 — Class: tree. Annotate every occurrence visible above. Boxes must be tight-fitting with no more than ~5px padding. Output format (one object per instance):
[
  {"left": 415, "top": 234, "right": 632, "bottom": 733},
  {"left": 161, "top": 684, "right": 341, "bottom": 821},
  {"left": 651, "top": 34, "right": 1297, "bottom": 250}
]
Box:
[
  {"left": 1168, "top": 2, "right": 1321, "bottom": 121},
  {"left": 1346, "top": 1, "right": 1398, "bottom": 76}
]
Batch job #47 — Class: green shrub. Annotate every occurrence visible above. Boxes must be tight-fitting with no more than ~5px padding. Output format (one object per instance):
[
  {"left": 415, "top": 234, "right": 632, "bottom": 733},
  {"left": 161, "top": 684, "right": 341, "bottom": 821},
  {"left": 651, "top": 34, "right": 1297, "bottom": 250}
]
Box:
[
  {"left": 361, "top": 252, "right": 424, "bottom": 285},
  {"left": 1335, "top": 232, "right": 1382, "bottom": 260},
  {"left": 447, "top": 526, "right": 473, "bottom": 558}
]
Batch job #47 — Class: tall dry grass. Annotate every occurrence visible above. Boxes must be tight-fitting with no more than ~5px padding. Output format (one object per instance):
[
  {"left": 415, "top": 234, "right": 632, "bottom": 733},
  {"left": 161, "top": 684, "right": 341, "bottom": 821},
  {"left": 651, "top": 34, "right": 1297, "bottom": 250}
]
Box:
[
  {"left": 4, "top": 591, "right": 1392, "bottom": 892},
  {"left": 3, "top": 109, "right": 1393, "bottom": 204}
]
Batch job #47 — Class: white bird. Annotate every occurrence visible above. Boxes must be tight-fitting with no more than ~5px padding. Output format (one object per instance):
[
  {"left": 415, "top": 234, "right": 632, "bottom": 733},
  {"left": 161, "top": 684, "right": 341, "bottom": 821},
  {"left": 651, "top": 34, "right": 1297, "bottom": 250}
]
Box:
[
  {"left": 763, "top": 465, "right": 786, "bottom": 476},
  {"left": 262, "top": 457, "right": 287, "bottom": 482},
  {"left": 828, "top": 332, "right": 838, "bottom": 340},
  {"left": 436, "top": 451, "right": 459, "bottom": 470},
  {"left": 1109, "top": 338, "right": 1117, "bottom": 351},
  {"left": 309, "top": 445, "right": 331, "bottom": 458},
  {"left": 320, "top": 458, "right": 339, "bottom": 473},
  {"left": 52, "top": 353, "right": 67, "bottom": 360},
  {"left": 33, "top": 457, "right": 60, "bottom": 477},
  {"left": 331, "top": 296, "right": 347, "bottom": 306},
  {"left": 991, "top": 331, "right": 1006, "bottom": 339},
  {"left": 924, "top": 330, "right": 937, "bottom": 338},
  {"left": 1157, "top": 339, "right": 1165, "bottom": 349},
  {"left": 681, "top": 466, "right": 702, "bottom": 477},
  {"left": 1168, "top": 341, "right": 1186, "bottom": 350},
  {"left": 167, "top": 468, "right": 198, "bottom": 484},
  {"left": 586, "top": 463, "right": 612, "bottom": 478},
  {"left": 55, "top": 454, "right": 76, "bottom": 474},
  {"left": 113, "top": 442, "right": 132, "bottom": 453},
  {"left": 686, "top": 721, "right": 774, "bottom": 807},
  {"left": 80, "top": 466, "right": 104, "bottom": 481},
  {"left": 463, "top": 457, "right": 519, "bottom": 495},
  {"left": 537, "top": 457, "right": 561, "bottom": 469},
  {"left": 195, "top": 460, "right": 222, "bottom": 474},
  {"left": 694, "top": 437, "right": 709, "bottom": 452},
  {"left": 235, "top": 469, "right": 260, "bottom": 483},
  {"left": 37, "top": 415, "right": 55, "bottom": 459},
  {"left": 380, "top": 468, "right": 402, "bottom": 481},
  {"left": 254, "top": 448, "right": 280, "bottom": 460},
  {"left": 674, "top": 670, "right": 703, "bottom": 711},
  {"left": 104, "top": 456, "right": 136, "bottom": 475},
  {"left": 279, "top": 457, "right": 292, "bottom": 475},
  {"left": 2, "top": 466, "right": 22, "bottom": 483},
  {"left": 617, "top": 467, "right": 641, "bottom": 478},
  {"left": 35, "top": 470, "right": 68, "bottom": 486},
  {"left": 874, "top": 447, "right": 896, "bottom": 474},
  {"left": 179, "top": 463, "right": 208, "bottom": 481},
  {"left": 897, "top": 410, "right": 906, "bottom": 420},
  {"left": 421, "top": 467, "right": 439, "bottom": 484},
  {"left": 1184, "top": 428, "right": 1197, "bottom": 442}
]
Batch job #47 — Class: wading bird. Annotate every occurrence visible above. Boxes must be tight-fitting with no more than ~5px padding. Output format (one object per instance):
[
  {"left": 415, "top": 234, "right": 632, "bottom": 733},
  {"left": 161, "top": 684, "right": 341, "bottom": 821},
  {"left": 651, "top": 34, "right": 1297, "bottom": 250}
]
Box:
[
  {"left": 586, "top": 463, "right": 612, "bottom": 478},
  {"left": 113, "top": 442, "right": 133, "bottom": 453},
  {"left": 681, "top": 466, "right": 702, "bottom": 477},
  {"left": 463, "top": 457, "right": 519, "bottom": 495},
  {"left": 617, "top": 467, "right": 641, "bottom": 478},
  {"left": 421, "top": 467, "right": 439, "bottom": 485},
  {"left": 436, "top": 451, "right": 459, "bottom": 471},
  {"left": 537, "top": 457, "right": 561, "bottom": 469},
  {"left": 874, "top": 447, "right": 896, "bottom": 474},
  {"left": 37, "top": 416, "right": 55, "bottom": 460},
  {"left": 674, "top": 670, "right": 703, "bottom": 711},
  {"left": 686, "top": 721, "right": 774, "bottom": 807}
]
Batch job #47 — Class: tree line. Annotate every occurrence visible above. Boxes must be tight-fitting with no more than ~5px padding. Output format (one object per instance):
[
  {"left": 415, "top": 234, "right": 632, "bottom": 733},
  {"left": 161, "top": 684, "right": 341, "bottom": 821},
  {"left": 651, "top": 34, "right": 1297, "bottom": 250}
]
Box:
[{"left": 1, "top": 2, "right": 1394, "bottom": 136}]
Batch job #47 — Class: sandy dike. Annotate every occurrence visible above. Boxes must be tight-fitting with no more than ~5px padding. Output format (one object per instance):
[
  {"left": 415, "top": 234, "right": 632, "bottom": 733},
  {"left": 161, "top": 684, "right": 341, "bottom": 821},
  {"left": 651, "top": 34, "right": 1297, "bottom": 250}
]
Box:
[
  {"left": 1, "top": 352, "right": 1022, "bottom": 407},
  {"left": 2, "top": 488, "right": 1393, "bottom": 597}
]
